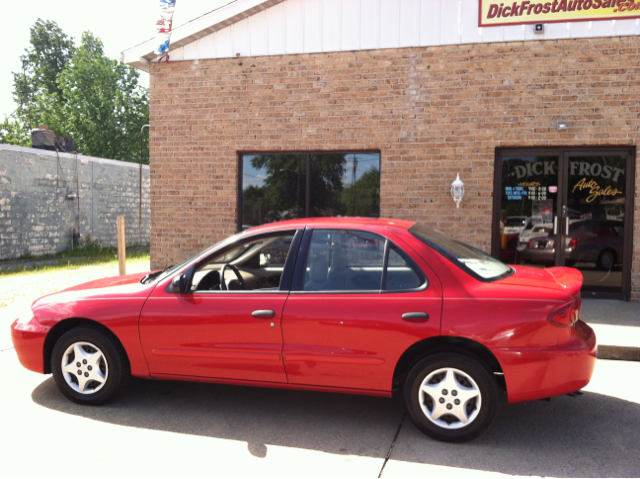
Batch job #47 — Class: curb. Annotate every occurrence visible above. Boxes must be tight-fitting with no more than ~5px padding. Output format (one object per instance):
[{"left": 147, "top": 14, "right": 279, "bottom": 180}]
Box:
[{"left": 597, "top": 345, "right": 640, "bottom": 361}]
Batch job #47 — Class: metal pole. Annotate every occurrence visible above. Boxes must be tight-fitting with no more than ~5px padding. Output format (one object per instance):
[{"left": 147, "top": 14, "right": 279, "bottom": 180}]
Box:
[
  {"left": 117, "top": 216, "right": 126, "bottom": 276},
  {"left": 296, "top": 156, "right": 301, "bottom": 217}
]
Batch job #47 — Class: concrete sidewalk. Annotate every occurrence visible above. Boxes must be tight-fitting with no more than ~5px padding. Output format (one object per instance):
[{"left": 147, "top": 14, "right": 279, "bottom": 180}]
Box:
[{"left": 581, "top": 299, "right": 640, "bottom": 361}]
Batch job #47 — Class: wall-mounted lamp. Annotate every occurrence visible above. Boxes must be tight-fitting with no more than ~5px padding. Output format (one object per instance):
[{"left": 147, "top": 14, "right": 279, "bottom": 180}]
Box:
[
  {"left": 65, "top": 192, "right": 77, "bottom": 200},
  {"left": 451, "top": 174, "right": 465, "bottom": 209},
  {"left": 557, "top": 122, "right": 569, "bottom": 131},
  {"left": 534, "top": 23, "right": 544, "bottom": 33}
]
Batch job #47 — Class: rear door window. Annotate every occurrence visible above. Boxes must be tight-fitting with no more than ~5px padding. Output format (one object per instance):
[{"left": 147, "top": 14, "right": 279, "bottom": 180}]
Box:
[
  {"left": 385, "top": 243, "right": 426, "bottom": 291},
  {"left": 299, "top": 229, "right": 426, "bottom": 292},
  {"left": 302, "top": 230, "right": 385, "bottom": 291}
]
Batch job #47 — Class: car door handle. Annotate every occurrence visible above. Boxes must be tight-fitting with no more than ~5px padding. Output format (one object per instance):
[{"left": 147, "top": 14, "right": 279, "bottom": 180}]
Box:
[
  {"left": 251, "top": 310, "right": 275, "bottom": 318},
  {"left": 401, "top": 312, "right": 429, "bottom": 322}
]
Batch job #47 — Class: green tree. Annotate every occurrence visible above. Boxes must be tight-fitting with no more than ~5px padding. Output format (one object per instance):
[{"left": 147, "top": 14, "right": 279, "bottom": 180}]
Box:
[
  {"left": 12, "top": 19, "right": 75, "bottom": 133},
  {"left": 7, "top": 20, "right": 149, "bottom": 163},
  {"left": 58, "top": 32, "right": 149, "bottom": 162},
  {"left": 0, "top": 114, "right": 30, "bottom": 147},
  {"left": 340, "top": 167, "right": 381, "bottom": 217}
]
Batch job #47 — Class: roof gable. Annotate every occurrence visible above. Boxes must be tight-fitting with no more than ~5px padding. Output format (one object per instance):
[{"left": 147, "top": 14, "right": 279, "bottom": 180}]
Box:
[
  {"left": 122, "top": 0, "right": 640, "bottom": 72},
  {"left": 122, "top": 0, "right": 285, "bottom": 71}
]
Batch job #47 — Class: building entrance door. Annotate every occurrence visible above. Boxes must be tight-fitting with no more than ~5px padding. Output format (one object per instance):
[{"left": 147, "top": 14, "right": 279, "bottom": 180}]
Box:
[{"left": 493, "top": 148, "right": 635, "bottom": 300}]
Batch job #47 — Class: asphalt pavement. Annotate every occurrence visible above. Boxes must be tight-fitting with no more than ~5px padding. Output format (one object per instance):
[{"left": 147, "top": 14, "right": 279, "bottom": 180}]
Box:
[
  {"left": 1, "top": 263, "right": 640, "bottom": 477},
  {"left": 1, "top": 349, "right": 639, "bottom": 477}
]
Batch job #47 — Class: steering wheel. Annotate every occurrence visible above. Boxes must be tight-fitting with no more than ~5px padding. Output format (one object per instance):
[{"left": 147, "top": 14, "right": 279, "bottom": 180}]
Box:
[{"left": 219, "top": 263, "right": 246, "bottom": 290}]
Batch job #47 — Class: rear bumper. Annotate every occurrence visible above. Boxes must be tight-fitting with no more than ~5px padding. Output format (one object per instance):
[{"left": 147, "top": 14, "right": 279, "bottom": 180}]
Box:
[
  {"left": 521, "top": 248, "right": 554, "bottom": 264},
  {"left": 493, "top": 320, "right": 597, "bottom": 404},
  {"left": 11, "top": 319, "right": 48, "bottom": 374}
]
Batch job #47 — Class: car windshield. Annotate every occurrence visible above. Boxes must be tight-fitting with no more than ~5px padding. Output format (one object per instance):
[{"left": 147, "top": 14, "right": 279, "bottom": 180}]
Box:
[
  {"left": 151, "top": 233, "right": 244, "bottom": 283},
  {"left": 410, "top": 223, "right": 513, "bottom": 282}
]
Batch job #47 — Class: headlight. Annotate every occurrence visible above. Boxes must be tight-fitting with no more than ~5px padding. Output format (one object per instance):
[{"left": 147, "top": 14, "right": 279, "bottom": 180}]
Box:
[
  {"left": 17, "top": 306, "right": 35, "bottom": 325},
  {"left": 13, "top": 304, "right": 43, "bottom": 332}
]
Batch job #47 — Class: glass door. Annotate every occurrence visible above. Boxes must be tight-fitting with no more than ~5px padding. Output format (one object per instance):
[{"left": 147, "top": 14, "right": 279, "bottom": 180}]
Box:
[
  {"left": 496, "top": 153, "right": 560, "bottom": 268},
  {"left": 562, "top": 153, "right": 629, "bottom": 296},
  {"left": 494, "top": 148, "right": 634, "bottom": 300}
]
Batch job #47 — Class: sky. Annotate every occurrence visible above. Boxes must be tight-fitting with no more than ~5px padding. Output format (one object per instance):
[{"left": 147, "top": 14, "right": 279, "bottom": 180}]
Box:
[{"left": 1, "top": 0, "right": 234, "bottom": 120}]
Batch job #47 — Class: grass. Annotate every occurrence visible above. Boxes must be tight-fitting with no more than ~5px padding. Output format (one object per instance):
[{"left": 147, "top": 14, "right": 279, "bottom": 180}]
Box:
[{"left": 0, "top": 244, "right": 150, "bottom": 277}]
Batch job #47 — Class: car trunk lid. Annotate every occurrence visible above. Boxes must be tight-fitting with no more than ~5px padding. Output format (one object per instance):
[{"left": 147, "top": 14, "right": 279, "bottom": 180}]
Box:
[
  {"left": 500, "top": 265, "right": 583, "bottom": 297},
  {"left": 545, "top": 267, "right": 583, "bottom": 297}
]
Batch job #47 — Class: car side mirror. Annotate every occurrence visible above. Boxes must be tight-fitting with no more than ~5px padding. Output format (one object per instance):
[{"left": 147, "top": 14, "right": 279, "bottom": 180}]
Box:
[{"left": 171, "top": 276, "right": 183, "bottom": 293}]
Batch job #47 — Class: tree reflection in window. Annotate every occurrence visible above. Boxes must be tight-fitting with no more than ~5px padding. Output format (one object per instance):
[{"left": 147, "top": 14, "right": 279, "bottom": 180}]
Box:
[{"left": 242, "top": 152, "right": 380, "bottom": 228}]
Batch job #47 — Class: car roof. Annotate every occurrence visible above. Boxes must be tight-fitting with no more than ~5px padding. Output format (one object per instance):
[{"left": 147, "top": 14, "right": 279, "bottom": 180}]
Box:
[{"left": 244, "top": 217, "right": 416, "bottom": 234}]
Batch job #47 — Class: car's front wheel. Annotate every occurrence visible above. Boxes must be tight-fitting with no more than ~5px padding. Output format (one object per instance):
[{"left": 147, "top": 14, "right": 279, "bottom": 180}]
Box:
[
  {"left": 403, "top": 353, "right": 499, "bottom": 442},
  {"left": 51, "top": 326, "right": 129, "bottom": 405}
]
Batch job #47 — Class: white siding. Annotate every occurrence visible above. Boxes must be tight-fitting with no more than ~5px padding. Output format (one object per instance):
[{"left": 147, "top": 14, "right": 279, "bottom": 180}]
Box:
[
  {"left": 304, "top": 0, "right": 323, "bottom": 53},
  {"left": 267, "top": 2, "right": 286, "bottom": 54},
  {"left": 168, "top": 0, "right": 640, "bottom": 62},
  {"left": 360, "top": 0, "right": 380, "bottom": 50},
  {"left": 250, "top": 10, "right": 269, "bottom": 56},
  {"left": 215, "top": 27, "right": 234, "bottom": 58},
  {"left": 233, "top": 17, "right": 252, "bottom": 57},
  {"left": 323, "top": 0, "right": 342, "bottom": 52},
  {"left": 419, "top": 0, "right": 440, "bottom": 46},
  {"left": 182, "top": 39, "right": 199, "bottom": 60},
  {"left": 341, "top": 0, "right": 360, "bottom": 50},
  {"left": 399, "top": 0, "right": 421, "bottom": 48},
  {"left": 285, "top": 0, "right": 304, "bottom": 53}
]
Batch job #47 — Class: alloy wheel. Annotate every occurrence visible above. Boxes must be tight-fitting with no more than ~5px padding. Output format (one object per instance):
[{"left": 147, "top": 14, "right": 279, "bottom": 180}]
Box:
[
  {"left": 60, "top": 341, "right": 109, "bottom": 394},
  {"left": 418, "top": 367, "right": 482, "bottom": 429}
]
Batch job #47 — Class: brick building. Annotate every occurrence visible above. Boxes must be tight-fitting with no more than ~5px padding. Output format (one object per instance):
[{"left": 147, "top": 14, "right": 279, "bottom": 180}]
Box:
[{"left": 123, "top": 0, "right": 639, "bottom": 301}]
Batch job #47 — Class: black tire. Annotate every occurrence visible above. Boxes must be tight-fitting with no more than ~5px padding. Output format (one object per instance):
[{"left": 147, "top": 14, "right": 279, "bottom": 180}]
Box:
[
  {"left": 403, "top": 353, "right": 499, "bottom": 443},
  {"left": 596, "top": 249, "right": 616, "bottom": 271},
  {"left": 51, "top": 326, "right": 129, "bottom": 405}
]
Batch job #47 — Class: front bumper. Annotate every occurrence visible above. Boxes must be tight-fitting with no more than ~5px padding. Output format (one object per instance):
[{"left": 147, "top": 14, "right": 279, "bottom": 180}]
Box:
[
  {"left": 11, "top": 318, "right": 48, "bottom": 374},
  {"left": 493, "top": 320, "right": 597, "bottom": 404}
]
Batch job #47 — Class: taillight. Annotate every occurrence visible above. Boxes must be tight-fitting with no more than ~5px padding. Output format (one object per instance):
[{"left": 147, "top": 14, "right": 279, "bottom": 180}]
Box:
[
  {"left": 527, "top": 239, "right": 533, "bottom": 247},
  {"left": 568, "top": 237, "right": 578, "bottom": 248},
  {"left": 547, "top": 301, "right": 580, "bottom": 327},
  {"left": 552, "top": 240, "right": 556, "bottom": 248}
]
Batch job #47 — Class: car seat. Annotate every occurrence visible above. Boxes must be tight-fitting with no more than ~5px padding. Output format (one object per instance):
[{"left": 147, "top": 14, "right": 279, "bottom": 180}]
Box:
[
  {"left": 327, "top": 249, "right": 348, "bottom": 290},
  {"left": 304, "top": 257, "right": 330, "bottom": 291}
]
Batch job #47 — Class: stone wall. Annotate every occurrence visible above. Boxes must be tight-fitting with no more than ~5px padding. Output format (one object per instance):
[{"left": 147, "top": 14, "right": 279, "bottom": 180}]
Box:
[
  {"left": 148, "top": 35, "right": 640, "bottom": 300},
  {"left": 0, "top": 145, "right": 150, "bottom": 259}
]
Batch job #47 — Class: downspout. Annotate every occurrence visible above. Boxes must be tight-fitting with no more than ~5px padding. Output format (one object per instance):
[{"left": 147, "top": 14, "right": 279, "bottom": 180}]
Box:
[{"left": 140, "top": 124, "right": 150, "bottom": 239}]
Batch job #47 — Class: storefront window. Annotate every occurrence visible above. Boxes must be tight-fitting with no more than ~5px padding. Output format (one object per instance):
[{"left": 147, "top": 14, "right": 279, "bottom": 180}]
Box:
[{"left": 240, "top": 152, "right": 380, "bottom": 228}]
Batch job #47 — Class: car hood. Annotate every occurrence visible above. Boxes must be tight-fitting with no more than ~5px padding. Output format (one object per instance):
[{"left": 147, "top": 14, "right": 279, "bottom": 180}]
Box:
[
  {"left": 61, "top": 272, "right": 151, "bottom": 292},
  {"left": 499, "top": 265, "right": 583, "bottom": 297},
  {"left": 31, "top": 271, "right": 157, "bottom": 315}
]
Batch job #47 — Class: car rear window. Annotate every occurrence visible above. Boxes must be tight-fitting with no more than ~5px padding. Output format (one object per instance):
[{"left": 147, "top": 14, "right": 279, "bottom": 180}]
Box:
[
  {"left": 410, "top": 223, "right": 513, "bottom": 282},
  {"left": 506, "top": 218, "right": 526, "bottom": 227}
]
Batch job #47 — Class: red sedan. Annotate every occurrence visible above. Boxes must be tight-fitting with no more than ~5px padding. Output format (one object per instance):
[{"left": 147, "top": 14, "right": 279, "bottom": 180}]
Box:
[{"left": 11, "top": 218, "right": 596, "bottom": 442}]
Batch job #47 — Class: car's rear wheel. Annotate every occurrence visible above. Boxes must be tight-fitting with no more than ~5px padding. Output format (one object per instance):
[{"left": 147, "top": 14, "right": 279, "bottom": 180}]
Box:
[
  {"left": 51, "top": 326, "right": 129, "bottom": 405},
  {"left": 403, "top": 353, "right": 499, "bottom": 442},
  {"left": 596, "top": 249, "right": 616, "bottom": 271}
]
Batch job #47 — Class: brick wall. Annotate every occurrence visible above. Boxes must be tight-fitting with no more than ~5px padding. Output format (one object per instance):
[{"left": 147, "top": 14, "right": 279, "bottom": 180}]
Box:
[
  {"left": 0, "top": 145, "right": 150, "bottom": 259},
  {"left": 149, "top": 35, "right": 640, "bottom": 301}
]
